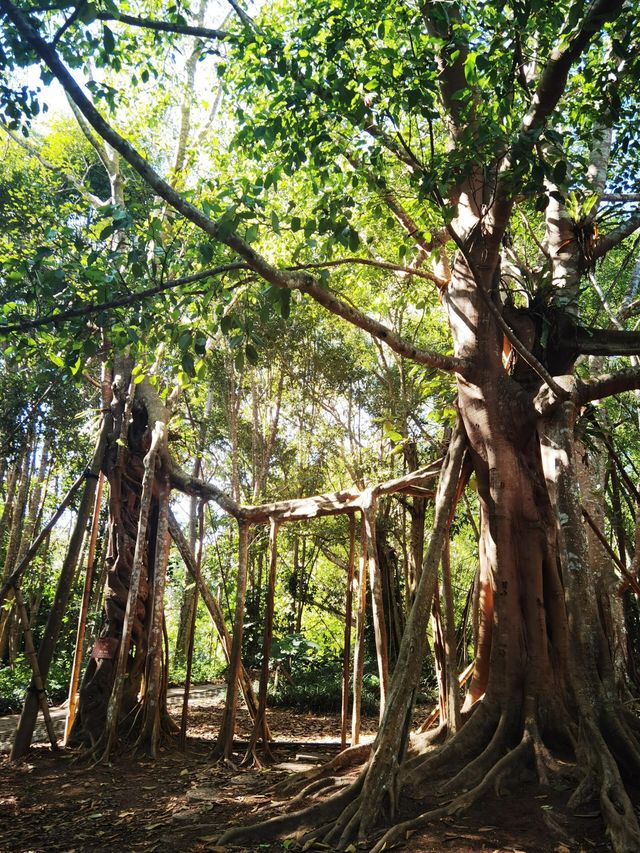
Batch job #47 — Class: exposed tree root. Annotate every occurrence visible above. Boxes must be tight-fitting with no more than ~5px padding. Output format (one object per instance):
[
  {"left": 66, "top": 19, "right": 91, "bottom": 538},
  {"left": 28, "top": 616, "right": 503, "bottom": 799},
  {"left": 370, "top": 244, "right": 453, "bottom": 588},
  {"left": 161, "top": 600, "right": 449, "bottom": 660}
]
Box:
[
  {"left": 273, "top": 742, "right": 371, "bottom": 796},
  {"left": 217, "top": 771, "right": 366, "bottom": 846},
  {"left": 580, "top": 716, "right": 640, "bottom": 852},
  {"left": 370, "top": 728, "right": 533, "bottom": 853},
  {"left": 404, "top": 701, "right": 498, "bottom": 784},
  {"left": 216, "top": 696, "right": 640, "bottom": 853},
  {"left": 284, "top": 776, "right": 351, "bottom": 810}
]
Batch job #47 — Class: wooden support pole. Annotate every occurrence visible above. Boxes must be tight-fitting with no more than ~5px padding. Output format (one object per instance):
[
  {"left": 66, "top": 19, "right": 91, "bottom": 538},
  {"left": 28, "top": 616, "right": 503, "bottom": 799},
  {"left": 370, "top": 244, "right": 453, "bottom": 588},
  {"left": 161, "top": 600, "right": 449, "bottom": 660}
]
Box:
[
  {"left": 179, "top": 502, "right": 203, "bottom": 750},
  {"left": 351, "top": 513, "right": 367, "bottom": 745},
  {"left": 63, "top": 471, "right": 104, "bottom": 744},
  {"left": 14, "top": 586, "right": 58, "bottom": 752},
  {"left": 441, "top": 539, "right": 461, "bottom": 732},
  {"left": 363, "top": 496, "right": 389, "bottom": 720},
  {"left": 213, "top": 521, "right": 250, "bottom": 760},
  {"left": 168, "top": 510, "right": 264, "bottom": 728},
  {"left": 244, "top": 516, "right": 278, "bottom": 763},
  {"left": 431, "top": 581, "right": 447, "bottom": 722},
  {"left": 341, "top": 513, "right": 356, "bottom": 749}
]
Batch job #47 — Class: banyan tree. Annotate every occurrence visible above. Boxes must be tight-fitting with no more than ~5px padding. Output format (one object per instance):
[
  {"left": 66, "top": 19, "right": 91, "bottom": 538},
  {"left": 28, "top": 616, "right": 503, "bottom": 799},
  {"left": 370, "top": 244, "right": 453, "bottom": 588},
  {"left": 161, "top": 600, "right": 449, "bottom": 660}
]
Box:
[{"left": 2, "top": 0, "right": 640, "bottom": 849}]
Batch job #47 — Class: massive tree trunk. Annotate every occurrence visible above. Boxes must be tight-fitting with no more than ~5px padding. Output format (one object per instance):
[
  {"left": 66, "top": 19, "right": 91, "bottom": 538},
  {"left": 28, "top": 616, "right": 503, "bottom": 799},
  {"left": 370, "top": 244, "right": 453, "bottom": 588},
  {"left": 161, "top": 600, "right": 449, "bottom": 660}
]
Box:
[
  {"left": 221, "top": 211, "right": 640, "bottom": 852},
  {"left": 69, "top": 364, "right": 165, "bottom": 749}
]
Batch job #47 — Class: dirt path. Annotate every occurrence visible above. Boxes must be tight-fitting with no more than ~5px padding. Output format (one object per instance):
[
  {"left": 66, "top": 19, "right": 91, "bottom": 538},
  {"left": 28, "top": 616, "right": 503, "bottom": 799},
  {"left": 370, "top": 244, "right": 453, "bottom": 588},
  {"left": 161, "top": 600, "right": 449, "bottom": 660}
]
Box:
[
  {"left": 0, "top": 683, "right": 227, "bottom": 754},
  {"left": 0, "top": 698, "right": 618, "bottom": 853}
]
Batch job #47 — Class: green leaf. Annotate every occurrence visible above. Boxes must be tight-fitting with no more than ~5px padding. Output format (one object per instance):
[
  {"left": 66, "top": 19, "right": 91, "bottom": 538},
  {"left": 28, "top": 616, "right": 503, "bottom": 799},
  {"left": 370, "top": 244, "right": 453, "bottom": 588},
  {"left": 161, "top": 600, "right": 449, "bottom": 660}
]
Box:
[
  {"left": 103, "top": 25, "right": 115, "bottom": 54},
  {"left": 78, "top": 2, "right": 97, "bottom": 23},
  {"left": 552, "top": 160, "right": 567, "bottom": 184}
]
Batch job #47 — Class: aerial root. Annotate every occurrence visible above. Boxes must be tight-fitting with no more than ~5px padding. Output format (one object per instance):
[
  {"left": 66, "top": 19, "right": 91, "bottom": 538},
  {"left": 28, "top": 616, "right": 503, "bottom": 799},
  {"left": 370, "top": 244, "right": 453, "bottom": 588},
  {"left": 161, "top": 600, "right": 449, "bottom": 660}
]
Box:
[{"left": 369, "top": 729, "right": 533, "bottom": 853}]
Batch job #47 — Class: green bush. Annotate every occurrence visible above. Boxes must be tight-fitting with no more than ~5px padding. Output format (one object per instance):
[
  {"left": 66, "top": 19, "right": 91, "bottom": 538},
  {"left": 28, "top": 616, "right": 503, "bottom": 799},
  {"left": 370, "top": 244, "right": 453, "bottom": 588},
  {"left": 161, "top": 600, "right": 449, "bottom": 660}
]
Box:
[{"left": 0, "top": 655, "right": 70, "bottom": 715}]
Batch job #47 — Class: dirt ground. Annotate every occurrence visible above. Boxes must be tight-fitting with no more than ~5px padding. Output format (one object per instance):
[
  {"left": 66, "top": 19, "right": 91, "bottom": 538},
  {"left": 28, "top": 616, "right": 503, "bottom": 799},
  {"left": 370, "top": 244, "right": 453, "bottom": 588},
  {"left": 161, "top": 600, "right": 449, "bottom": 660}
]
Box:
[{"left": 0, "top": 697, "right": 626, "bottom": 853}]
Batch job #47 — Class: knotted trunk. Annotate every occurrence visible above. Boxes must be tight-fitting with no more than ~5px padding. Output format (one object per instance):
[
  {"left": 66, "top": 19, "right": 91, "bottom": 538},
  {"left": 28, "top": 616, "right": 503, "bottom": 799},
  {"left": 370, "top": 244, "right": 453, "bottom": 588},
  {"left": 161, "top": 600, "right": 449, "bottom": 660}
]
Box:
[{"left": 69, "top": 367, "right": 165, "bottom": 749}]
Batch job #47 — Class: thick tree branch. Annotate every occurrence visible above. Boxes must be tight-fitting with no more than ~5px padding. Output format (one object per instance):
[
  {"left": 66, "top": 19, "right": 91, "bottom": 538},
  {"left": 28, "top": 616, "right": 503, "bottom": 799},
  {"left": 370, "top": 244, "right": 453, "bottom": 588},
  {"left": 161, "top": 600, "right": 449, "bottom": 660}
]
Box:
[
  {"left": 96, "top": 12, "right": 229, "bottom": 41},
  {"left": 0, "top": 2, "right": 465, "bottom": 375},
  {"left": 573, "top": 325, "right": 640, "bottom": 358},
  {"left": 593, "top": 210, "right": 640, "bottom": 260},
  {"left": 578, "top": 368, "right": 640, "bottom": 404},
  {"left": 169, "top": 459, "right": 243, "bottom": 518},
  {"left": 495, "top": 0, "right": 625, "bottom": 220},
  {"left": 600, "top": 193, "right": 640, "bottom": 203}
]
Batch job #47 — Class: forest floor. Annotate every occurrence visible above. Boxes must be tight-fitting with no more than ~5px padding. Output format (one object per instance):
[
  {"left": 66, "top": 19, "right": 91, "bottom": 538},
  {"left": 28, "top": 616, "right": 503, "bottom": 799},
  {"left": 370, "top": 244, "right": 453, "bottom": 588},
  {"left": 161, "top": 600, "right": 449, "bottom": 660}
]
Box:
[{"left": 0, "top": 688, "right": 624, "bottom": 853}]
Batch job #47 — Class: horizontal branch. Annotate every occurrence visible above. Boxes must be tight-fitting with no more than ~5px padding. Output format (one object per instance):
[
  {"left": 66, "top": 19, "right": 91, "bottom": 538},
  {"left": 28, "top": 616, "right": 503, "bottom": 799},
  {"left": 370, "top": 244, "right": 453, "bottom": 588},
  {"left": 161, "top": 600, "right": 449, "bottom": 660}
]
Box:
[
  {"left": 241, "top": 458, "right": 443, "bottom": 523},
  {"left": 0, "top": 263, "right": 244, "bottom": 333},
  {"left": 593, "top": 210, "right": 640, "bottom": 260},
  {"left": 578, "top": 368, "right": 640, "bottom": 404},
  {"left": 169, "top": 460, "right": 243, "bottom": 518},
  {"left": 96, "top": 12, "right": 229, "bottom": 41},
  {"left": 574, "top": 326, "right": 640, "bottom": 358},
  {"left": 0, "top": 257, "right": 444, "bottom": 334},
  {"left": 599, "top": 193, "right": 640, "bottom": 203},
  {"left": 0, "top": 2, "right": 465, "bottom": 375}
]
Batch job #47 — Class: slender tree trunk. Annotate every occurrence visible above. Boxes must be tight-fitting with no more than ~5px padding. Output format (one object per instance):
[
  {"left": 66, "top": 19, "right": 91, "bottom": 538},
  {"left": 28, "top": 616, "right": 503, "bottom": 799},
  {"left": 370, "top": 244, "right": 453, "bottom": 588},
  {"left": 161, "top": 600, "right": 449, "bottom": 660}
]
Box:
[
  {"left": 351, "top": 515, "right": 368, "bottom": 744},
  {"left": 11, "top": 416, "right": 109, "bottom": 759},
  {"left": 341, "top": 513, "right": 356, "bottom": 748},
  {"left": 138, "top": 471, "right": 171, "bottom": 756},
  {"left": 213, "top": 522, "right": 250, "bottom": 759}
]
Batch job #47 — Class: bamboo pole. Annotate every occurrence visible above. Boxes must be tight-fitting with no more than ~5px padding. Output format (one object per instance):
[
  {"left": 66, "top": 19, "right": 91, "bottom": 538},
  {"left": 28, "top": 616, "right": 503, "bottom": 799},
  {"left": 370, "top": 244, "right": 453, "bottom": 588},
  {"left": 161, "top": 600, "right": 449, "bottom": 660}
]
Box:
[
  {"left": 11, "top": 418, "right": 109, "bottom": 761},
  {"left": 341, "top": 513, "right": 356, "bottom": 749},
  {"left": 168, "top": 511, "right": 264, "bottom": 727},
  {"left": 0, "top": 469, "right": 87, "bottom": 608},
  {"left": 179, "top": 502, "right": 203, "bottom": 750},
  {"left": 63, "top": 471, "right": 104, "bottom": 744},
  {"left": 14, "top": 586, "right": 58, "bottom": 751}
]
